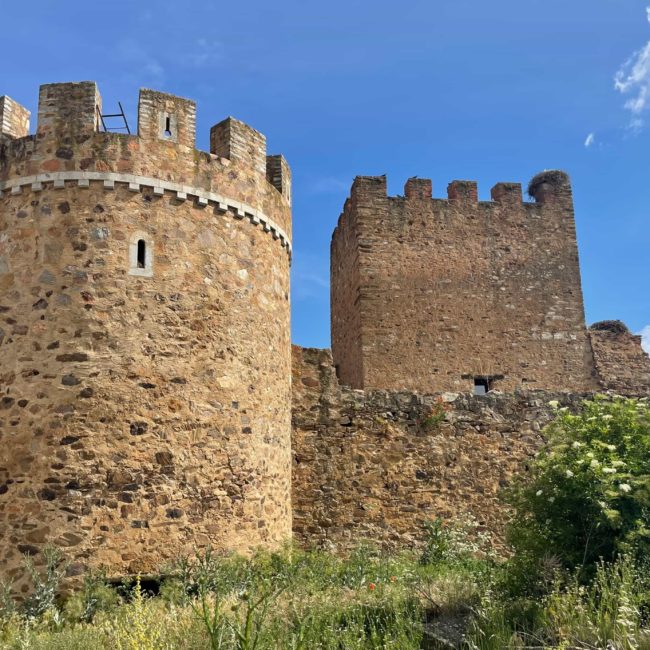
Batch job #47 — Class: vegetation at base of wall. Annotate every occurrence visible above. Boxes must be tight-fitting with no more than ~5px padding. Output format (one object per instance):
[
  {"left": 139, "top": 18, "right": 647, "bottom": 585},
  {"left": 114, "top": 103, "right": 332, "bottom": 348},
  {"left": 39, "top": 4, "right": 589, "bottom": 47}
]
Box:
[
  {"left": 418, "top": 396, "right": 452, "bottom": 431},
  {"left": 0, "top": 545, "right": 427, "bottom": 650},
  {"left": 504, "top": 394, "right": 650, "bottom": 594},
  {"left": 0, "top": 396, "right": 649, "bottom": 649}
]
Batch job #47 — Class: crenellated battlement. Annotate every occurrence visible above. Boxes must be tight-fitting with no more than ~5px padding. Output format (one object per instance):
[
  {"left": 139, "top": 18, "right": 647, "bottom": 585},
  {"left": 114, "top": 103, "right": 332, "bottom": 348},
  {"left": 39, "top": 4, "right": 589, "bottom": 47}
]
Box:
[
  {"left": 5, "top": 82, "right": 283, "bottom": 183},
  {"left": 344, "top": 171, "right": 571, "bottom": 209},
  {"left": 0, "top": 82, "right": 290, "bottom": 196},
  {"left": 0, "top": 81, "right": 292, "bottom": 250},
  {"left": 333, "top": 171, "right": 575, "bottom": 248}
]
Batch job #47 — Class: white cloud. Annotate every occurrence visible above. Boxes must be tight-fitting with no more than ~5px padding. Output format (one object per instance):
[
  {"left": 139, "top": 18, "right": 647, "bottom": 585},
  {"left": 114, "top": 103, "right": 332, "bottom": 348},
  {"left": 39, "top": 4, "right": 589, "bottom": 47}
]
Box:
[
  {"left": 614, "top": 9, "right": 650, "bottom": 130},
  {"left": 640, "top": 325, "right": 650, "bottom": 353},
  {"left": 307, "top": 177, "right": 350, "bottom": 194},
  {"left": 291, "top": 254, "right": 329, "bottom": 301},
  {"left": 114, "top": 36, "right": 224, "bottom": 88},
  {"left": 115, "top": 39, "right": 165, "bottom": 85},
  {"left": 180, "top": 38, "right": 224, "bottom": 69},
  {"left": 584, "top": 132, "right": 595, "bottom": 148}
]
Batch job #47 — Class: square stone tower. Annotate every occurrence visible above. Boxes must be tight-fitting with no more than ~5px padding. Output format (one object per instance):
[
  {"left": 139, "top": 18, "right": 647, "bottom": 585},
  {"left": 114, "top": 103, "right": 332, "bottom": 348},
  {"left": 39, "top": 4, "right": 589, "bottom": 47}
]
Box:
[{"left": 330, "top": 171, "right": 599, "bottom": 393}]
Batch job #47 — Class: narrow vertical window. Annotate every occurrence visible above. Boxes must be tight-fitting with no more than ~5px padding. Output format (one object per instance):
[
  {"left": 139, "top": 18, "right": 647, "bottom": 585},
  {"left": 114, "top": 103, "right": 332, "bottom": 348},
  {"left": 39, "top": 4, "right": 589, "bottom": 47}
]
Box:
[
  {"left": 164, "top": 116, "right": 172, "bottom": 138},
  {"left": 137, "top": 239, "right": 146, "bottom": 268},
  {"left": 130, "top": 233, "right": 153, "bottom": 277}
]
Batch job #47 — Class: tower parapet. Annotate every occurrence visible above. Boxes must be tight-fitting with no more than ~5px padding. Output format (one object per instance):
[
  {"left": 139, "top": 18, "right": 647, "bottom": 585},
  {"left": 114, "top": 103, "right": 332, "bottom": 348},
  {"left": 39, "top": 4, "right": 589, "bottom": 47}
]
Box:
[
  {"left": 0, "top": 81, "right": 292, "bottom": 591},
  {"left": 36, "top": 81, "right": 101, "bottom": 141},
  {"left": 447, "top": 179, "right": 478, "bottom": 202},
  {"left": 491, "top": 182, "right": 522, "bottom": 204},
  {"left": 266, "top": 154, "right": 292, "bottom": 204},
  {"left": 404, "top": 177, "right": 432, "bottom": 200},
  {"left": 138, "top": 88, "right": 196, "bottom": 149},
  {"left": 0, "top": 82, "right": 291, "bottom": 246},
  {"left": 211, "top": 117, "right": 267, "bottom": 176}
]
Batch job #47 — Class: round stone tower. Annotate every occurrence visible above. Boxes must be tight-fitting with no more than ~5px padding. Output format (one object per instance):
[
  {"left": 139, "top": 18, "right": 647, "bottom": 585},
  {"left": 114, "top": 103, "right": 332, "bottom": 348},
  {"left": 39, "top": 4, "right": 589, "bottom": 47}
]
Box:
[{"left": 0, "top": 82, "right": 292, "bottom": 591}]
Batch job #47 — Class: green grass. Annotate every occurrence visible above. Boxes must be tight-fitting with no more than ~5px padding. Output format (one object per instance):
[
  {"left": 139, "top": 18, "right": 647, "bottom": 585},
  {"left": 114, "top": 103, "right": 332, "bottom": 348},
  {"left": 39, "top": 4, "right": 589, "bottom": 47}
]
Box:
[
  {"left": 0, "top": 544, "right": 428, "bottom": 650},
  {"left": 1, "top": 536, "right": 649, "bottom": 649}
]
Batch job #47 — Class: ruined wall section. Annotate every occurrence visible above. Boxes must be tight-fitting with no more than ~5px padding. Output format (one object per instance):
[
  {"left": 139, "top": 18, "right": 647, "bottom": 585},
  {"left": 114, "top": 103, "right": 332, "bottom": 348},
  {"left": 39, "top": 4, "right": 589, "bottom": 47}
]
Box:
[
  {"left": 330, "top": 172, "right": 597, "bottom": 393},
  {"left": 292, "top": 346, "right": 587, "bottom": 550},
  {"left": 589, "top": 321, "right": 650, "bottom": 395},
  {"left": 0, "top": 82, "right": 292, "bottom": 592}
]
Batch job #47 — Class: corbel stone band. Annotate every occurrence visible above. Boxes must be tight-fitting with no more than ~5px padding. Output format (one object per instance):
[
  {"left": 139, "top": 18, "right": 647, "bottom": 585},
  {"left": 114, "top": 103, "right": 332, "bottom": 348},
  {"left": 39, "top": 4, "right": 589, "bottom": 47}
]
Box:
[{"left": 0, "top": 171, "right": 292, "bottom": 258}]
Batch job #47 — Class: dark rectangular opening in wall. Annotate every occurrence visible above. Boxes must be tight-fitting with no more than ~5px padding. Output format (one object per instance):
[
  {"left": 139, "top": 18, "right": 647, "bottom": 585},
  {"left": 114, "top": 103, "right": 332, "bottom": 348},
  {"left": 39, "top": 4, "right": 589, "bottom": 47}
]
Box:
[
  {"left": 137, "top": 239, "right": 146, "bottom": 269},
  {"left": 474, "top": 377, "right": 490, "bottom": 395}
]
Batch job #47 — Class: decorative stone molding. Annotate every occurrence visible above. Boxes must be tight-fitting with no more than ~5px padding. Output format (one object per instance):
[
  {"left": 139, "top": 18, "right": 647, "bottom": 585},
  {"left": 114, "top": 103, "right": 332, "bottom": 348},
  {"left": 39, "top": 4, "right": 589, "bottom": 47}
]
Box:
[{"left": 0, "top": 171, "right": 292, "bottom": 258}]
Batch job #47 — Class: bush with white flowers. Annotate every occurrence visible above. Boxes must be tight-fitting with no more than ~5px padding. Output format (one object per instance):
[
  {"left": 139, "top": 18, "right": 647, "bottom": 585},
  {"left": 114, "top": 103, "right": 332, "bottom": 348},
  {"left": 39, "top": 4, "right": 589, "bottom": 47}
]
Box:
[{"left": 506, "top": 395, "right": 650, "bottom": 584}]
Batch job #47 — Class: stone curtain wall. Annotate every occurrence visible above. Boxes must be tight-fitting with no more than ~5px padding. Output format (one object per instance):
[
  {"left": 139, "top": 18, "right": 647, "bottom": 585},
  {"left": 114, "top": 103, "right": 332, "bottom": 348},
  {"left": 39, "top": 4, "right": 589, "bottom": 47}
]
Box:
[
  {"left": 292, "top": 346, "right": 587, "bottom": 550},
  {"left": 589, "top": 321, "right": 650, "bottom": 396},
  {"left": 0, "top": 82, "right": 292, "bottom": 593},
  {"left": 330, "top": 172, "right": 598, "bottom": 394}
]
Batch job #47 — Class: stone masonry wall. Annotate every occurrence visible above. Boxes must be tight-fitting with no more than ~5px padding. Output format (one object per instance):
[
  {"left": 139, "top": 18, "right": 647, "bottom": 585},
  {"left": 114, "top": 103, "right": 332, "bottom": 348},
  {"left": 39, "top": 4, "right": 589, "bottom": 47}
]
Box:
[
  {"left": 0, "top": 82, "right": 292, "bottom": 593},
  {"left": 0, "top": 96, "right": 30, "bottom": 140},
  {"left": 330, "top": 197, "right": 364, "bottom": 388},
  {"left": 589, "top": 321, "right": 650, "bottom": 396},
  {"left": 330, "top": 172, "right": 598, "bottom": 394},
  {"left": 292, "top": 345, "right": 588, "bottom": 550}
]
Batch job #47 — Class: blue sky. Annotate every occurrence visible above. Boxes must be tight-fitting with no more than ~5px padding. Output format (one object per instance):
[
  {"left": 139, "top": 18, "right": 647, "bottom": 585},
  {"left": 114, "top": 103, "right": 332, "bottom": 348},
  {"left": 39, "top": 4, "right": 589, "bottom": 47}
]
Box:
[{"left": 2, "top": 0, "right": 649, "bottom": 351}]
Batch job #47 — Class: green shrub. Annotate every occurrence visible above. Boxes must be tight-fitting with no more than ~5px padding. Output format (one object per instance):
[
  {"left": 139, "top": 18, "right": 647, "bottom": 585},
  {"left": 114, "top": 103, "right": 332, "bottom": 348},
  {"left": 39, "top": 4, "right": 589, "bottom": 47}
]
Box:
[
  {"left": 22, "top": 547, "right": 66, "bottom": 621},
  {"left": 505, "top": 396, "right": 650, "bottom": 587},
  {"left": 420, "top": 516, "right": 494, "bottom": 568}
]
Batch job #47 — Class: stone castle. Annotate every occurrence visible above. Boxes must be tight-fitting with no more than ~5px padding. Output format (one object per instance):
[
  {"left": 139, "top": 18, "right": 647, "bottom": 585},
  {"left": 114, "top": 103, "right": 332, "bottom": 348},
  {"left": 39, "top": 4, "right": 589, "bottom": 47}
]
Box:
[{"left": 0, "top": 82, "right": 648, "bottom": 591}]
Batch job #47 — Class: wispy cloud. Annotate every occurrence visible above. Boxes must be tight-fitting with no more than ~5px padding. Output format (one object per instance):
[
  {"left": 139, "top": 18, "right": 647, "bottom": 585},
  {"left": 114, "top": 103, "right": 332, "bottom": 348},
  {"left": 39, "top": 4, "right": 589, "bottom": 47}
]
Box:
[
  {"left": 307, "top": 177, "right": 350, "bottom": 194},
  {"left": 180, "top": 38, "right": 224, "bottom": 68},
  {"left": 114, "top": 36, "right": 224, "bottom": 87},
  {"left": 584, "top": 132, "right": 596, "bottom": 148},
  {"left": 614, "top": 7, "right": 650, "bottom": 130},
  {"left": 115, "top": 39, "right": 165, "bottom": 85},
  {"left": 291, "top": 254, "right": 329, "bottom": 301},
  {"left": 640, "top": 325, "right": 650, "bottom": 354}
]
